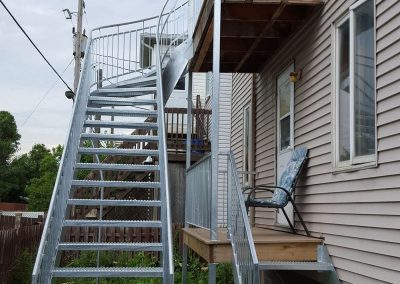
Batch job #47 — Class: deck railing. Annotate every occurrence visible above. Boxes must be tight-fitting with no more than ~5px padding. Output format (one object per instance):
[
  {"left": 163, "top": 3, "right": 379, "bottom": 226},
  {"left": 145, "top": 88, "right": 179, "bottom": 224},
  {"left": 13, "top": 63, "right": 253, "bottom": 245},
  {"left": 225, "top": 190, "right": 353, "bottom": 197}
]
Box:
[
  {"left": 227, "top": 152, "right": 259, "bottom": 284},
  {"left": 185, "top": 154, "right": 212, "bottom": 229},
  {"left": 165, "top": 107, "right": 211, "bottom": 154}
]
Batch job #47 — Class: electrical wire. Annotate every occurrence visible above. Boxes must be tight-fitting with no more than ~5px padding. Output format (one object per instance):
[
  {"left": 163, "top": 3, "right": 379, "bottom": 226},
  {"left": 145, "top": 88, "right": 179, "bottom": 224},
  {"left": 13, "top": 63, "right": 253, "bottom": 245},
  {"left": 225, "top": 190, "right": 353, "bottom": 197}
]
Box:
[
  {"left": 0, "top": 0, "right": 74, "bottom": 93},
  {"left": 20, "top": 58, "right": 74, "bottom": 128},
  {"left": 84, "top": 11, "right": 90, "bottom": 30}
]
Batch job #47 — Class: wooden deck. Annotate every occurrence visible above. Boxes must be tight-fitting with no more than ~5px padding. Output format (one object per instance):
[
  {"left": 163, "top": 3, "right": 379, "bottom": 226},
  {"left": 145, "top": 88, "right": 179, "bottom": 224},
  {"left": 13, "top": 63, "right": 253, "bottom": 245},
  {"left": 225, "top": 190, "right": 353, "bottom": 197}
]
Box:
[{"left": 182, "top": 227, "right": 323, "bottom": 263}]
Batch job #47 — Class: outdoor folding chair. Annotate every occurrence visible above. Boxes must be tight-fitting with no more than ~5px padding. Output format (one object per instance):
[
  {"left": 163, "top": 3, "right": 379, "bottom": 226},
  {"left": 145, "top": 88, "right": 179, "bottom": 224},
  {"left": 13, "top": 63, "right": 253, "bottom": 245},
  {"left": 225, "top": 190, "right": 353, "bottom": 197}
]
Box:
[{"left": 243, "top": 147, "right": 310, "bottom": 236}]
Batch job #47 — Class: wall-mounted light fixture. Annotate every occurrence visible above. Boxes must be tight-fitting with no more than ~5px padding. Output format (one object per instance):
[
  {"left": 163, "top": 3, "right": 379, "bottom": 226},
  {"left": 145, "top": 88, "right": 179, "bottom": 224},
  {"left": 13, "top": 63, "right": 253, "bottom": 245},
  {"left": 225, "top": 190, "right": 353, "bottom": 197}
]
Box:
[{"left": 290, "top": 69, "right": 303, "bottom": 83}]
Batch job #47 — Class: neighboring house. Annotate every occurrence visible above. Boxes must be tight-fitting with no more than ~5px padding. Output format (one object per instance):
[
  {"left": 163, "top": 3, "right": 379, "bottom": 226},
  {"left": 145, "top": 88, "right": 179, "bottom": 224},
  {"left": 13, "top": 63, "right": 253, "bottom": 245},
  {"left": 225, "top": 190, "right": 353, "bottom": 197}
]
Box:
[{"left": 184, "top": 0, "right": 400, "bottom": 283}]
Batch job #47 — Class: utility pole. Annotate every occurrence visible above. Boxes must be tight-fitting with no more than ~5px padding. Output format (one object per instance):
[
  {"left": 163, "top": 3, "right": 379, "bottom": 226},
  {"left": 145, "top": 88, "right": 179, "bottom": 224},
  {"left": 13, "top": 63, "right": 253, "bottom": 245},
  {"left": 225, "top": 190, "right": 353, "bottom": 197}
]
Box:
[{"left": 73, "top": 0, "right": 84, "bottom": 95}]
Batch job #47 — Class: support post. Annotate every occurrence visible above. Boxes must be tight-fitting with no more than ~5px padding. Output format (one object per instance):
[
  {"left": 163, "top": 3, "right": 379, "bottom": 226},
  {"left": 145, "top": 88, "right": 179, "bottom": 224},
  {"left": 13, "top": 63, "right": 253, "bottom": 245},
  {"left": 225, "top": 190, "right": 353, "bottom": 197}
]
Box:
[
  {"left": 208, "top": 263, "right": 217, "bottom": 284},
  {"left": 73, "top": 0, "right": 84, "bottom": 95},
  {"left": 182, "top": 72, "right": 193, "bottom": 284},
  {"left": 210, "top": 0, "right": 221, "bottom": 241},
  {"left": 186, "top": 73, "right": 193, "bottom": 169}
]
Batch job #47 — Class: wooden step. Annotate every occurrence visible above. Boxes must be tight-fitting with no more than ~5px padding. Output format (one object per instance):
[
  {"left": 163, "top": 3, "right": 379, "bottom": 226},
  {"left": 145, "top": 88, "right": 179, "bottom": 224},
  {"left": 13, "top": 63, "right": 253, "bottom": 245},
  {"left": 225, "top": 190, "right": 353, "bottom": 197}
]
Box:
[{"left": 182, "top": 227, "right": 323, "bottom": 263}]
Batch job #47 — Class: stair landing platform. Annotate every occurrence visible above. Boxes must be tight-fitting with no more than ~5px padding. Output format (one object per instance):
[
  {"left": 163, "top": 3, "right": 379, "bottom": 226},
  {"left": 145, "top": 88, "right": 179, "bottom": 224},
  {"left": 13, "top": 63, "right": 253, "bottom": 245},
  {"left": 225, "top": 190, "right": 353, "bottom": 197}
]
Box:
[{"left": 182, "top": 227, "right": 323, "bottom": 263}]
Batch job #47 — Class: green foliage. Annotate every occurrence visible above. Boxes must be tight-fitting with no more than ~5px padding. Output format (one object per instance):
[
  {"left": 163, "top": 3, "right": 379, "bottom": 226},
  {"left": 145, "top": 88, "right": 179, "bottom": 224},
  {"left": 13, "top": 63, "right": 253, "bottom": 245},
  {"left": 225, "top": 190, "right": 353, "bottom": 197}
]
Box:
[
  {"left": 11, "top": 249, "right": 35, "bottom": 284},
  {"left": 26, "top": 145, "right": 63, "bottom": 211},
  {"left": 0, "top": 110, "right": 21, "bottom": 165},
  {"left": 216, "top": 263, "right": 234, "bottom": 284},
  {"left": 0, "top": 111, "right": 22, "bottom": 202}
]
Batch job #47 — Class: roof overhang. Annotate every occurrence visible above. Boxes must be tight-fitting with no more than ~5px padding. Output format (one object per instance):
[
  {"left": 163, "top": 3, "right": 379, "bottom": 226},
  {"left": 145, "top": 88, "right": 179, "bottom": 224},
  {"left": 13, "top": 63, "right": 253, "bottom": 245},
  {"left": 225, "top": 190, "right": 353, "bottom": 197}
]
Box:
[{"left": 190, "top": 0, "right": 324, "bottom": 73}]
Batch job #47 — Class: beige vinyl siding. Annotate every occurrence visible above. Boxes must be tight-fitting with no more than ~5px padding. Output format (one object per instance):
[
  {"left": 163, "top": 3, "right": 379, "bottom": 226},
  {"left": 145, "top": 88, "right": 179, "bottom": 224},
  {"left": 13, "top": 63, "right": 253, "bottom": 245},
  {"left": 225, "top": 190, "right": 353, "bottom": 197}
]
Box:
[
  {"left": 192, "top": 73, "right": 207, "bottom": 106},
  {"left": 231, "top": 0, "right": 400, "bottom": 282},
  {"left": 205, "top": 73, "right": 232, "bottom": 225},
  {"left": 231, "top": 73, "right": 252, "bottom": 175},
  {"left": 217, "top": 73, "right": 232, "bottom": 225}
]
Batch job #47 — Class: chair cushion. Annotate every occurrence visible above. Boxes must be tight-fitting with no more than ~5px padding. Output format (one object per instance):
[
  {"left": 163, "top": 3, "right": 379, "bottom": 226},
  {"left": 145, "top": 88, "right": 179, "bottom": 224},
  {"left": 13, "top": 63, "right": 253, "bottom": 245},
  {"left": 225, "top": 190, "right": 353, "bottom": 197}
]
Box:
[
  {"left": 271, "top": 147, "right": 308, "bottom": 205},
  {"left": 246, "top": 198, "right": 282, "bottom": 208}
]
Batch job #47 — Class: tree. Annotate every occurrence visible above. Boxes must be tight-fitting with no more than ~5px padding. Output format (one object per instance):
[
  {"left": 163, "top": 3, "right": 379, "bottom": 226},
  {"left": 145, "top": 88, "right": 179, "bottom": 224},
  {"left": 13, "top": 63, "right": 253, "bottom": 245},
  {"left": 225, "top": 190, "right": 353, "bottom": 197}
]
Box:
[
  {"left": 0, "top": 111, "right": 21, "bottom": 202},
  {"left": 0, "top": 111, "right": 21, "bottom": 165},
  {"left": 26, "top": 145, "right": 63, "bottom": 211}
]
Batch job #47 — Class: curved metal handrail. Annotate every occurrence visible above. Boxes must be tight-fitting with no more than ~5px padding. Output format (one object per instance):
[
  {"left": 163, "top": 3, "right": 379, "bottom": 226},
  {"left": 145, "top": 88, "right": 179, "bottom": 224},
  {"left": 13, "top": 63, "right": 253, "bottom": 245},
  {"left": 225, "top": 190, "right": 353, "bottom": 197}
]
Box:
[
  {"left": 92, "top": 15, "right": 159, "bottom": 33},
  {"left": 154, "top": 1, "right": 189, "bottom": 281},
  {"left": 89, "top": 14, "right": 162, "bottom": 88}
]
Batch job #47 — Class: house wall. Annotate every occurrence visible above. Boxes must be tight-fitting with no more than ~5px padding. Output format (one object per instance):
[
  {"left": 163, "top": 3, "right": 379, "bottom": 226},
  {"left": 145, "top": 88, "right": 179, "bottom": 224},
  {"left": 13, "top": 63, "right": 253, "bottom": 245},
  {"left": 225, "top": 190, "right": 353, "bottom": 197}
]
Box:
[
  {"left": 217, "top": 74, "right": 232, "bottom": 225},
  {"left": 231, "top": 0, "right": 400, "bottom": 283}
]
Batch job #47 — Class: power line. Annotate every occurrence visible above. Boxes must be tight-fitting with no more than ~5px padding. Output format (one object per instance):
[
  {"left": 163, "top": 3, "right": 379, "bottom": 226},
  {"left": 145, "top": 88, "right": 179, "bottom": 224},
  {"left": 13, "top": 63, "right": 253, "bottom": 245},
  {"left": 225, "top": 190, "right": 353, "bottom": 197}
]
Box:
[
  {"left": 0, "top": 0, "right": 74, "bottom": 93},
  {"left": 84, "top": 11, "right": 90, "bottom": 29},
  {"left": 20, "top": 58, "right": 74, "bottom": 128}
]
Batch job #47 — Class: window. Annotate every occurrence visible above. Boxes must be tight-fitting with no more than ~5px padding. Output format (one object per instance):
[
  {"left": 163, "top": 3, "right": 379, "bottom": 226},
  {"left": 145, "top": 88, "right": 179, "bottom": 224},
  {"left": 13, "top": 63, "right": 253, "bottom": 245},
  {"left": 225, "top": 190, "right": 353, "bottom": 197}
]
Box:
[{"left": 334, "top": 0, "right": 376, "bottom": 169}]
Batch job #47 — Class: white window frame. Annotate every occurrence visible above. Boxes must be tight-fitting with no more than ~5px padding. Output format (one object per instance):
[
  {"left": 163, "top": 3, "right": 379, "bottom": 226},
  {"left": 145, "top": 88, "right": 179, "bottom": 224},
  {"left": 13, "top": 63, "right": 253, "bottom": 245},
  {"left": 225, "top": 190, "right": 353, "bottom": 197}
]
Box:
[
  {"left": 332, "top": 0, "right": 377, "bottom": 171},
  {"left": 277, "top": 63, "right": 295, "bottom": 155}
]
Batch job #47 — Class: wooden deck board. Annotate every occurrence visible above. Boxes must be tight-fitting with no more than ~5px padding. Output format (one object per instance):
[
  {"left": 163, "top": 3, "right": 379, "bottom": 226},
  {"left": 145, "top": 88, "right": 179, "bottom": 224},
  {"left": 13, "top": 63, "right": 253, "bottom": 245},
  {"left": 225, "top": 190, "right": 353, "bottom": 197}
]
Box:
[
  {"left": 182, "top": 227, "right": 323, "bottom": 263},
  {"left": 190, "top": 0, "right": 324, "bottom": 72}
]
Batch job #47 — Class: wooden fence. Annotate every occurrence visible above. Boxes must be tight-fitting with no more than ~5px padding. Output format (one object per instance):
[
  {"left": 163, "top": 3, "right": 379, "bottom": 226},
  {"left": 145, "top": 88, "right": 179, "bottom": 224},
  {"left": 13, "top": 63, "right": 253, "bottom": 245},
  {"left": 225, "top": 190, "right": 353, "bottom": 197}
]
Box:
[
  {"left": 0, "top": 214, "right": 44, "bottom": 230},
  {"left": 0, "top": 216, "right": 183, "bottom": 283},
  {"left": 0, "top": 220, "right": 44, "bottom": 283},
  {"left": 64, "top": 223, "right": 184, "bottom": 249},
  {"left": 0, "top": 202, "right": 27, "bottom": 211}
]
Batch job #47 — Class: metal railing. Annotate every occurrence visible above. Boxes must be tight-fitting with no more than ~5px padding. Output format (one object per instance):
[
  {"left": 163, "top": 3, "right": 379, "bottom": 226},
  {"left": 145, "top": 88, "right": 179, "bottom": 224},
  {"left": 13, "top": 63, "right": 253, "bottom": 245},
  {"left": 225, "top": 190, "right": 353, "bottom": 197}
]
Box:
[
  {"left": 32, "top": 35, "right": 94, "bottom": 284},
  {"left": 158, "top": 0, "right": 189, "bottom": 69},
  {"left": 185, "top": 154, "right": 212, "bottom": 228},
  {"left": 188, "top": 0, "right": 205, "bottom": 35},
  {"left": 90, "top": 15, "right": 160, "bottom": 87},
  {"left": 227, "top": 152, "right": 259, "bottom": 284},
  {"left": 156, "top": 0, "right": 189, "bottom": 282}
]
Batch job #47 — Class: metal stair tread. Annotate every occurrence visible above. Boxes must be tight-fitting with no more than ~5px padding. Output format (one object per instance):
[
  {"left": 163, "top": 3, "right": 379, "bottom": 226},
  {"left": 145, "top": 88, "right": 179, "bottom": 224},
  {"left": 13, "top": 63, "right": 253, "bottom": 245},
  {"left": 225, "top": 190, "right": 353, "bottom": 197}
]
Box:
[
  {"left": 258, "top": 260, "right": 333, "bottom": 271},
  {"left": 88, "top": 97, "right": 157, "bottom": 104},
  {"left": 81, "top": 133, "right": 158, "bottom": 142},
  {"left": 86, "top": 108, "right": 157, "bottom": 117},
  {"left": 106, "top": 71, "right": 157, "bottom": 89},
  {"left": 52, "top": 267, "right": 163, "bottom": 277},
  {"left": 58, "top": 242, "right": 163, "bottom": 251},
  {"left": 63, "top": 219, "right": 162, "bottom": 228},
  {"left": 77, "top": 147, "right": 159, "bottom": 156},
  {"left": 71, "top": 180, "right": 160, "bottom": 188},
  {"left": 83, "top": 120, "right": 158, "bottom": 129},
  {"left": 67, "top": 198, "right": 161, "bottom": 206},
  {"left": 90, "top": 88, "right": 157, "bottom": 98},
  {"left": 93, "top": 86, "right": 157, "bottom": 93},
  {"left": 75, "top": 162, "right": 159, "bottom": 171}
]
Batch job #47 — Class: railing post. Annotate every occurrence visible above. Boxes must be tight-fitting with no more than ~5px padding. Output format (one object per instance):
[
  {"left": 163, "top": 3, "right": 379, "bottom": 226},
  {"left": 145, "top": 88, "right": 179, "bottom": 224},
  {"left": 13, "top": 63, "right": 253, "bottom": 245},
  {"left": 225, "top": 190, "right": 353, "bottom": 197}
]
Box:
[
  {"left": 210, "top": 0, "right": 221, "bottom": 242},
  {"left": 227, "top": 155, "right": 231, "bottom": 240},
  {"left": 183, "top": 72, "right": 193, "bottom": 284},
  {"left": 186, "top": 73, "right": 193, "bottom": 169}
]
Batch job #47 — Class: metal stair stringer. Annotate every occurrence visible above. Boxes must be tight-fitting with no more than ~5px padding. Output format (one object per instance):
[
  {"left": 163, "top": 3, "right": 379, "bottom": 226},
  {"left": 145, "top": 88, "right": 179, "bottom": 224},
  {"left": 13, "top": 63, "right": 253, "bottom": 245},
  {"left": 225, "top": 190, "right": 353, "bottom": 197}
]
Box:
[{"left": 161, "top": 38, "right": 193, "bottom": 105}]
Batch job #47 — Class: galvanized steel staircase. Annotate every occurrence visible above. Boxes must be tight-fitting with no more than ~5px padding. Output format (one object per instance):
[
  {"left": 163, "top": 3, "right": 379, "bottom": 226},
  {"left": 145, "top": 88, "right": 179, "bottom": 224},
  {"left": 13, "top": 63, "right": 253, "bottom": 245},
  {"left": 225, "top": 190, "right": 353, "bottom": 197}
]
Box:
[{"left": 32, "top": 1, "right": 190, "bottom": 283}]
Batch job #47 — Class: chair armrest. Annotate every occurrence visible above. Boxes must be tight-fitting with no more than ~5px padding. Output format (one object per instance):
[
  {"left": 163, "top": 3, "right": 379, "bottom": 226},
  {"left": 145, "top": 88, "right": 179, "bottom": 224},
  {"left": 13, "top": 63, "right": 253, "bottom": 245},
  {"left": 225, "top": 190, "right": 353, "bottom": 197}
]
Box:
[
  {"left": 242, "top": 186, "right": 275, "bottom": 198},
  {"left": 256, "top": 185, "right": 292, "bottom": 198}
]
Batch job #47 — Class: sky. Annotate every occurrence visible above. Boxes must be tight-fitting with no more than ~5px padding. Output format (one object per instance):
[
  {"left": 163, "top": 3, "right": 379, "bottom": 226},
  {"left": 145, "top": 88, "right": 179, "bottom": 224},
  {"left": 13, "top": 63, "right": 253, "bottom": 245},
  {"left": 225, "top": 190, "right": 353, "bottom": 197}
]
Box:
[{"left": 0, "top": 0, "right": 164, "bottom": 154}]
